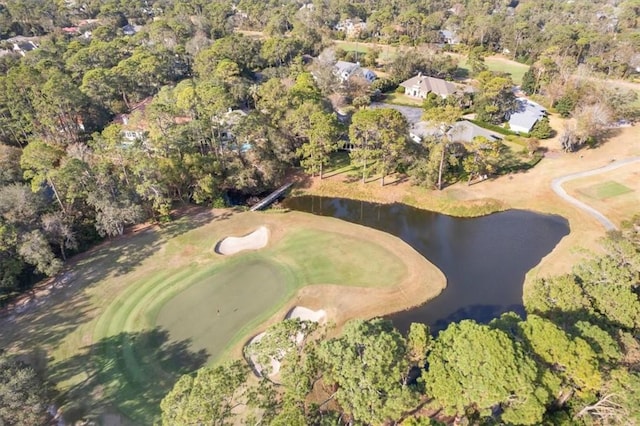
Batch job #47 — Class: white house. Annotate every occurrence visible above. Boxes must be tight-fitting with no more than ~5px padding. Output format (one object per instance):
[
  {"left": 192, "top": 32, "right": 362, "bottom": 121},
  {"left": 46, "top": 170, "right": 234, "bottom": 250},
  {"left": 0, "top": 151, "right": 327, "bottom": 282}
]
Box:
[
  {"left": 400, "top": 73, "right": 457, "bottom": 99},
  {"left": 112, "top": 97, "right": 153, "bottom": 142},
  {"left": 334, "top": 19, "right": 367, "bottom": 37},
  {"left": 334, "top": 61, "right": 376, "bottom": 84},
  {"left": 507, "top": 99, "right": 547, "bottom": 134}
]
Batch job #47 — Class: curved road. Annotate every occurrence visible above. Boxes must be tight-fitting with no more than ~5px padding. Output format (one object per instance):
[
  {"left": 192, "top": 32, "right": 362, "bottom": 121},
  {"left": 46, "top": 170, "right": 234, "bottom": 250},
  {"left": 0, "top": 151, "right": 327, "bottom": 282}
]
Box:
[{"left": 551, "top": 157, "right": 640, "bottom": 231}]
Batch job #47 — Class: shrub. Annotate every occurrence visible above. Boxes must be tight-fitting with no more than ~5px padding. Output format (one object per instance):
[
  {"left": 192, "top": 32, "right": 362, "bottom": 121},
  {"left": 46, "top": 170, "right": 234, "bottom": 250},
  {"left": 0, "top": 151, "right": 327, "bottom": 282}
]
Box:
[
  {"left": 371, "top": 78, "right": 398, "bottom": 93},
  {"left": 553, "top": 95, "right": 577, "bottom": 118},
  {"left": 530, "top": 117, "right": 553, "bottom": 139}
]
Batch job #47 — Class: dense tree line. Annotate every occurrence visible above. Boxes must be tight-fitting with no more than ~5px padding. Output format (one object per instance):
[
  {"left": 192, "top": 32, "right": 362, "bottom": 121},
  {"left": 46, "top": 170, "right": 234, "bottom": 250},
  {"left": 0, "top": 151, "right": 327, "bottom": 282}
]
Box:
[
  {"left": 162, "top": 218, "right": 640, "bottom": 425},
  {"left": 0, "top": 352, "right": 52, "bottom": 425},
  {"left": 0, "top": 0, "right": 636, "bottom": 302},
  {"left": 0, "top": 1, "right": 638, "bottom": 422},
  {"left": 0, "top": 1, "right": 334, "bottom": 302}
]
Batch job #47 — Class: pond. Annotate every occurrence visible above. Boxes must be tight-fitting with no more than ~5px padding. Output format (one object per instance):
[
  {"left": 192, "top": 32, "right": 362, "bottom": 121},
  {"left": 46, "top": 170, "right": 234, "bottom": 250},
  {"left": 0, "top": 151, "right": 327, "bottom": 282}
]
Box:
[{"left": 282, "top": 196, "right": 570, "bottom": 332}]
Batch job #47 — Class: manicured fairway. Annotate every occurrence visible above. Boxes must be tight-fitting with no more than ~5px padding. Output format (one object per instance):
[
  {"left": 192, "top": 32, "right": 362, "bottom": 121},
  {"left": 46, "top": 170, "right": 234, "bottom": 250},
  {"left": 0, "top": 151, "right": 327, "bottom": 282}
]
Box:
[
  {"left": 1, "top": 210, "right": 444, "bottom": 424},
  {"left": 155, "top": 258, "right": 290, "bottom": 360},
  {"left": 579, "top": 180, "right": 633, "bottom": 200}
]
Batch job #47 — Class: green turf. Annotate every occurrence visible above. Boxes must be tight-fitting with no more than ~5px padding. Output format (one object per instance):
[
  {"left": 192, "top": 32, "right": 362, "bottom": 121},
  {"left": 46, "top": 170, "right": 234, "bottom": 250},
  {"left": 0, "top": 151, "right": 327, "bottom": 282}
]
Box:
[
  {"left": 76, "top": 223, "right": 408, "bottom": 423},
  {"left": 334, "top": 41, "right": 396, "bottom": 61},
  {"left": 456, "top": 56, "right": 529, "bottom": 85},
  {"left": 383, "top": 92, "right": 424, "bottom": 106},
  {"left": 579, "top": 181, "right": 633, "bottom": 200},
  {"left": 155, "top": 258, "right": 290, "bottom": 360},
  {"left": 270, "top": 229, "right": 405, "bottom": 287}
]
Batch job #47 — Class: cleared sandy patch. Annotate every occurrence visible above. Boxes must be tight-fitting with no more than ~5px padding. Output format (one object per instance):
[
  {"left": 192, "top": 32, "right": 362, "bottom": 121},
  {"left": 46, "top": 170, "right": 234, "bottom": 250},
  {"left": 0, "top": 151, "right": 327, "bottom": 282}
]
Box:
[
  {"left": 246, "top": 332, "right": 282, "bottom": 377},
  {"left": 247, "top": 306, "right": 328, "bottom": 377},
  {"left": 215, "top": 226, "right": 269, "bottom": 255},
  {"left": 286, "top": 306, "right": 327, "bottom": 323}
]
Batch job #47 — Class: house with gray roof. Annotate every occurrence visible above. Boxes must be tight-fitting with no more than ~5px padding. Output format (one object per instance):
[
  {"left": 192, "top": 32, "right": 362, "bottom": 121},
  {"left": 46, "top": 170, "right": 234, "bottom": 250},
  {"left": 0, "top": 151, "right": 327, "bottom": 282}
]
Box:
[
  {"left": 507, "top": 99, "right": 547, "bottom": 134},
  {"left": 439, "top": 29, "right": 459, "bottom": 45},
  {"left": 400, "top": 73, "right": 457, "bottom": 99},
  {"left": 410, "top": 120, "right": 503, "bottom": 144},
  {"left": 6, "top": 36, "right": 38, "bottom": 56},
  {"left": 334, "top": 61, "right": 376, "bottom": 84}
]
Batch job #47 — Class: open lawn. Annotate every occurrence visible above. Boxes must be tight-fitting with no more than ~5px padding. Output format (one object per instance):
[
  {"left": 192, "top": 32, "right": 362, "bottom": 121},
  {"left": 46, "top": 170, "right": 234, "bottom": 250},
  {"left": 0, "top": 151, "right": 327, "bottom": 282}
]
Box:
[
  {"left": 564, "top": 165, "right": 640, "bottom": 227},
  {"left": 454, "top": 54, "right": 530, "bottom": 85},
  {"left": 334, "top": 40, "right": 396, "bottom": 62},
  {"left": 383, "top": 92, "right": 424, "bottom": 106},
  {"left": 1, "top": 210, "right": 443, "bottom": 424},
  {"left": 578, "top": 181, "right": 633, "bottom": 200}
]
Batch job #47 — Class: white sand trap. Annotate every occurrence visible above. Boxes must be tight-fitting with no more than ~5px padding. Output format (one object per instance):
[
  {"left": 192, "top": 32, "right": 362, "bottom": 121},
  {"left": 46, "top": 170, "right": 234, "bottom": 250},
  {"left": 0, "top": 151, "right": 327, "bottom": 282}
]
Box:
[
  {"left": 216, "top": 226, "right": 269, "bottom": 255},
  {"left": 246, "top": 332, "right": 281, "bottom": 377},
  {"left": 286, "top": 306, "right": 327, "bottom": 324},
  {"left": 246, "top": 306, "right": 327, "bottom": 377}
]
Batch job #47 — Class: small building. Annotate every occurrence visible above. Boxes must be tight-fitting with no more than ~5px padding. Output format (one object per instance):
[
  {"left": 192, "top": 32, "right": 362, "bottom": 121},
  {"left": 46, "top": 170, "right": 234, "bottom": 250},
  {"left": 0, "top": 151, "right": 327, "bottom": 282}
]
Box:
[
  {"left": 410, "top": 120, "right": 503, "bottom": 144},
  {"left": 62, "top": 27, "right": 80, "bottom": 35},
  {"left": 334, "top": 19, "right": 367, "bottom": 37},
  {"left": 507, "top": 99, "right": 547, "bottom": 134},
  {"left": 121, "top": 24, "right": 142, "bottom": 36},
  {"left": 6, "top": 36, "right": 39, "bottom": 56},
  {"left": 112, "top": 97, "right": 154, "bottom": 142},
  {"left": 439, "top": 29, "right": 459, "bottom": 45},
  {"left": 218, "top": 108, "right": 248, "bottom": 142},
  {"left": 400, "top": 73, "right": 457, "bottom": 99},
  {"left": 334, "top": 61, "right": 376, "bottom": 84}
]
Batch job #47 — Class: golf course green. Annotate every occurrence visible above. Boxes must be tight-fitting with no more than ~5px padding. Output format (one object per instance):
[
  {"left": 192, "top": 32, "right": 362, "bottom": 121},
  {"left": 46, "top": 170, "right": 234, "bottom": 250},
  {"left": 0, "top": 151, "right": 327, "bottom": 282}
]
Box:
[
  {"left": 154, "top": 258, "right": 290, "bottom": 359},
  {"left": 1, "top": 210, "right": 445, "bottom": 424}
]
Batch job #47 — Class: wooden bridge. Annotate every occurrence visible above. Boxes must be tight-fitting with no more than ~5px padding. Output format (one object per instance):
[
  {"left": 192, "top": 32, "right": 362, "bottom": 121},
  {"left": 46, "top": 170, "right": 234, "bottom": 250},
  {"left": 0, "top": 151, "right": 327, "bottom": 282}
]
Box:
[{"left": 249, "top": 182, "right": 293, "bottom": 211}]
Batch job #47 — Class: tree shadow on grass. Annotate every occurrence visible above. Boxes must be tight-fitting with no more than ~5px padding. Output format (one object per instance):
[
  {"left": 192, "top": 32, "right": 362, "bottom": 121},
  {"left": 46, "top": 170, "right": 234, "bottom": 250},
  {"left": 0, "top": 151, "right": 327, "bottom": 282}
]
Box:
[
  {"left": 0, "top": 208, "right": 222, "bottom": 399},
  {"left": 49, "top": 328, "right": 208, "bottom": 424},
  {"left": 72, "top": 208, "right": 217, "bottom": 286}
]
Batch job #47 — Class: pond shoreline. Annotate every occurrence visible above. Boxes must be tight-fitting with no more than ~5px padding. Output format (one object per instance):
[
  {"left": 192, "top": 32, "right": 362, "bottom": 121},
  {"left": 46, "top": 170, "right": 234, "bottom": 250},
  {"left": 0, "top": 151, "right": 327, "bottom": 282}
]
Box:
[{"left": 283, "top": 196, "right": 570, "bottom": 332}]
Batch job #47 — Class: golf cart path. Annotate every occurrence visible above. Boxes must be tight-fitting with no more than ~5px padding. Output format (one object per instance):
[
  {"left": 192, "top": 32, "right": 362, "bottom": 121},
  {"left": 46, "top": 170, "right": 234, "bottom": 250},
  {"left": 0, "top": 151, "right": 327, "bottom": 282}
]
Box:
[{"left": 551, "top": 157, "right": 640, "bottom": 231}]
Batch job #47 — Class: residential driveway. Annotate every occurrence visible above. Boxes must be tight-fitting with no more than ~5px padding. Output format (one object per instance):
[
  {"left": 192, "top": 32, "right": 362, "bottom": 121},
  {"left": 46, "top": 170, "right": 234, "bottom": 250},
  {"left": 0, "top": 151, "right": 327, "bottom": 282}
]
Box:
[
  {"left": 370, "top": 103, "right": 423, "bottom": 124},
  {"left": 551, "top": 157, "right": 640, "bottom": 231}
]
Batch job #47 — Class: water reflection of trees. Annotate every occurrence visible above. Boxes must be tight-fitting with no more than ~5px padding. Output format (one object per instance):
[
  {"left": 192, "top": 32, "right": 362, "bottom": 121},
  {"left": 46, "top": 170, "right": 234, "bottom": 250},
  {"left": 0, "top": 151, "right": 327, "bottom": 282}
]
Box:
[{"left": 284, "top": 196, "right": 569, "bottom": 333}]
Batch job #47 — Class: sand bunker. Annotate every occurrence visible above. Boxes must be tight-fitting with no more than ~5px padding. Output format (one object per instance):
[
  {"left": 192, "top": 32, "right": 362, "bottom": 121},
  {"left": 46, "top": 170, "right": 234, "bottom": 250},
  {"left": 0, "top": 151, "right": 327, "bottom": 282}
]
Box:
[
  {"left": 216, "top": 226, "right": 269, "bottom": 255},
  {"left": 247, "top": 306, "right": 327, "bottom": 377},
  {"left": 246, "top": 332, "right": 282, "bottom": 377},
  {"left": 286, "top": 306, "right": 327, "bottom": 323}
]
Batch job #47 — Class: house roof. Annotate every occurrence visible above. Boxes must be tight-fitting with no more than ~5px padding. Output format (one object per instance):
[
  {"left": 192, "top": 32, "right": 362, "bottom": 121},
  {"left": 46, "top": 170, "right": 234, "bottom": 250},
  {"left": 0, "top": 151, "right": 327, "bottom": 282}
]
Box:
[
  {"left": 449, "top": 121, "right": 502, "bottom": 143},
  {"left": 439, "top": 29, "right": 459, "bottom": 43},
  {"left": 508, "top": 99, "right": 547, "bottom": 133},
  {"left": 6, "top": 36, "right": 38, "bottom": 43},
  {"left": 335, "top": 61, "right": 359, "bottom": 76},
  {"left": 334, "top": 61, "right": 376, "bottom": 82},
  {"left": 440, "top": 30, "right": 454, "bottom": 39},
  {"left": 222, "top": 109, "right": 248, "bottom": 125},
  {"left": 113, "top": 97, "right": 154, "bottom": 126},
  {"left": 14, "top": 41, "right": 38, "bottom": 52},
  {"left": 122, "top": 24, "right": 142, "bottom": 35},
  {"left": 400, "top": 74, "right": 457, "bottom": 97},
  {"left": 410, "top": 120, "right": 502, "bottom": 143}
]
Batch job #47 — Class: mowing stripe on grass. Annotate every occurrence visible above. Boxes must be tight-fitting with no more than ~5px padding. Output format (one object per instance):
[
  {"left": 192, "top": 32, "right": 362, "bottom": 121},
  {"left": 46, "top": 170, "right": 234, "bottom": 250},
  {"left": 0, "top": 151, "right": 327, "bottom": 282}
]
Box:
[{"left": 578, "top": 181, "right": 633, "bottom": 200}]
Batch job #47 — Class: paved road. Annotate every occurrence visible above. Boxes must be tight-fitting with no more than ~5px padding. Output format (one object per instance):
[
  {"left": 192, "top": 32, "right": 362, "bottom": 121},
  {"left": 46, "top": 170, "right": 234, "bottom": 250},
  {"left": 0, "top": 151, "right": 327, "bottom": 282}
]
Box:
[{"left": 551, "top": 157, "right": 640, "bottom": 231}]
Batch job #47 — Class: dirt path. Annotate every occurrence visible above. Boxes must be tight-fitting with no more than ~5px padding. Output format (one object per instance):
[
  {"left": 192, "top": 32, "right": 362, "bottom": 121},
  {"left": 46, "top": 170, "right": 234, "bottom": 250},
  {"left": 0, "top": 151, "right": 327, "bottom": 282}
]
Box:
[{"left": 551, "top": 157, "right": 640, "bottom": 231}]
